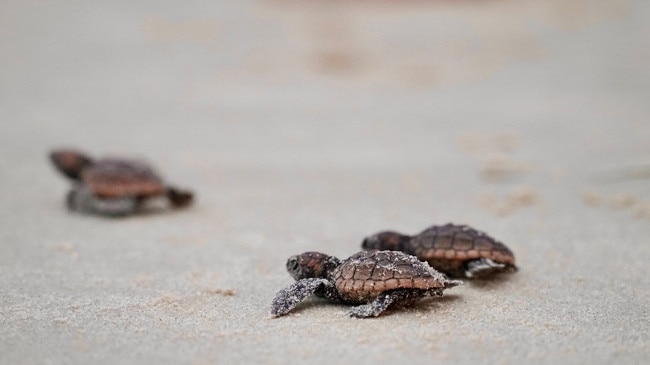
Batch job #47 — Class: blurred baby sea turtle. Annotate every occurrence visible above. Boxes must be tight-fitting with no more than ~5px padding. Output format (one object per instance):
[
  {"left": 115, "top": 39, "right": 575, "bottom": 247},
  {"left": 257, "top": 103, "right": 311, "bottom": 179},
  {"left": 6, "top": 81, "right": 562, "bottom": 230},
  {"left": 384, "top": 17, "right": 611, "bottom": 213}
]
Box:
[
  {"left": 50, "top": 148, "right": 193, "bottom": 216},
  {"left": 271, "top": 250, "right": 461, "bottom": 318},
  {"left": 362, "top": 223, "right": 517, "bottom": 279}
]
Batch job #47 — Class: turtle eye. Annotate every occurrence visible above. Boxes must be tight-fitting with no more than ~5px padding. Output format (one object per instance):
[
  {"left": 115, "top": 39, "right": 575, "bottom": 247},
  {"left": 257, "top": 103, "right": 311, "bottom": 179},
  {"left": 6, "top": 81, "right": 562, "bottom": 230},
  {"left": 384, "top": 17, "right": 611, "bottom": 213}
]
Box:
[{"left": 287, "top": 259, "right": 301, "bottom": 274}]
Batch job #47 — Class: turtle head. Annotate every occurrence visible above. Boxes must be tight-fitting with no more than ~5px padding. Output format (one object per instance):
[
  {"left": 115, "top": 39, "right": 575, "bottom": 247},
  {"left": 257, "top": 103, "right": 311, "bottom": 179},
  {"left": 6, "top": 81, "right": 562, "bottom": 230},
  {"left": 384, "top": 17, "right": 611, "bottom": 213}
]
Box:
[
  {"left": 286, "top": 252, "right": 341, "bottom": 280},
  {"left": 50, "top": 149, "right": 94, "bottom": 181},
  {"left": 362, "top": 231, "right": 410, "bottom": 251}
]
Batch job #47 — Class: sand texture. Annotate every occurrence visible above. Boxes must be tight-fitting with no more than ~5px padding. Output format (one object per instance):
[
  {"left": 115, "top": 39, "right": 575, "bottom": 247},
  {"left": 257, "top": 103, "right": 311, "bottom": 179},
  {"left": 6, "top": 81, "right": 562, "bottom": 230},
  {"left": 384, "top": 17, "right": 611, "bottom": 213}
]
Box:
[{"left": 1, "top": 1, "right": 649, "bottom": 364}]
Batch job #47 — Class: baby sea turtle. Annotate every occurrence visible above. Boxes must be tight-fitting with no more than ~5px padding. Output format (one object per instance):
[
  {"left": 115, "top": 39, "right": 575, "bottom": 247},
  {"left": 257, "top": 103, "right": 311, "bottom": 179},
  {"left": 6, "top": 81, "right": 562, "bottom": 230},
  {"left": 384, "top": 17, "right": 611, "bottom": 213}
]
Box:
[
  {"left": 271, "top": 250, "right": 461, "bottom": 318},
  {"left": 362, "top": 223, "right": 517, "bottom": 278},
  {"left": 50, "top": 148, "right": 194, "bottom": 216}
]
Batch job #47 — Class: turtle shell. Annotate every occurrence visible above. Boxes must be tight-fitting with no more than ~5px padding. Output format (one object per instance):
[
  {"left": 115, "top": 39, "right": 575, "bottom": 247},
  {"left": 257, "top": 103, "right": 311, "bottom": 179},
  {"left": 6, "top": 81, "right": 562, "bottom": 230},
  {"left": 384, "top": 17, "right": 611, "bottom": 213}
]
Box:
[
  {"left": 331, "top": 250, "right": 448, "bottom": 302},
  {"left": 408, "top": 223, "right": 515, "bottom": 267},
  {"left": 82, "top": 158, "right": 166, "bottom": 198}
]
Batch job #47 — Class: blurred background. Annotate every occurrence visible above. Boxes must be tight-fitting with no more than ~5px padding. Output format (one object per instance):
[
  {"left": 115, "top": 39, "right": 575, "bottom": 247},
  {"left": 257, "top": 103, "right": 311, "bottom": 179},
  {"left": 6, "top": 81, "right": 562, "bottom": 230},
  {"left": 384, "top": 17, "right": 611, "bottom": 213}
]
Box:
[
  {"left": 2, "top": 0, "right": 648, "bottom": 223},
  {"left": 2, "top": 0, "right": 648, "bottom": 235},
  {"left": 1, "top": 0, "right": 649, "bottom": 363}
]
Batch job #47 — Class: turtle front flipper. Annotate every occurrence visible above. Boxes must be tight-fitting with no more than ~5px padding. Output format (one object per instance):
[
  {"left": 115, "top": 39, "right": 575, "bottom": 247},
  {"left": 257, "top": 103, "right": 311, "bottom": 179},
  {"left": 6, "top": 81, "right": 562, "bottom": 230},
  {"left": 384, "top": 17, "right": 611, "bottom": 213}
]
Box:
[
  {"left": 271, "top": 278, "right": 332, "bottom": 317},
  {"left": 67, "top": 186, "right": 138, "bottom": 217},
  {"left": 348, "top": 289, "right": 430, "bottom": 318},
  {"left": 465, "top": 258, "right": 507, "bottom": 278}
]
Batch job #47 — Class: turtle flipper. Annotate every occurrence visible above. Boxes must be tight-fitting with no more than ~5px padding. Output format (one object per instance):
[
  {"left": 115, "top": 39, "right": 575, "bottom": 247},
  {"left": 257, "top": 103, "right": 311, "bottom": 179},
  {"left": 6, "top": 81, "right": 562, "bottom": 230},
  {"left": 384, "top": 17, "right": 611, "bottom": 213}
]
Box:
[
  {"left": 166, "top": 186, "right": 194, "bottom": 208},
  {"left": 348, "top": 289, "right": 423, "bottom": 318},
  {"left": 67, "top": 186, "right": 137, "bottom": 217},
  {"left": 270, "top": 278, "right": 331, "bottom": 317},
  {"left": 465, "top": 258, "right": 506, "bottom": 278}
]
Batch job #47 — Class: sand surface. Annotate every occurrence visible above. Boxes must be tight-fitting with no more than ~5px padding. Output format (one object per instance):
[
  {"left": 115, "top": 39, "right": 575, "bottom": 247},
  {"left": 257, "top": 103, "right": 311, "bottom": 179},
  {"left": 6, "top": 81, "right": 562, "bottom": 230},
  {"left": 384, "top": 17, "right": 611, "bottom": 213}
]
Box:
[{"left": 1, "top": 1, "right": 649, "bottom": 364}]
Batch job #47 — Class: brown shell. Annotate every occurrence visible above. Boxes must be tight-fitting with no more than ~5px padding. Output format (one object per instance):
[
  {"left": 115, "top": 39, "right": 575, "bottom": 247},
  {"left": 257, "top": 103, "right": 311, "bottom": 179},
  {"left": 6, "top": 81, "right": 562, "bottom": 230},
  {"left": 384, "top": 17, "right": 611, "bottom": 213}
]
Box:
[
  {"left": 408, "top": 223, "right": 515, "bottom": 265},
  {"left": 82, "top": 158, "right": 166, "bottom": 198},
  {"left": 331, "top": 250, "right": 447, "bottom": 302}
]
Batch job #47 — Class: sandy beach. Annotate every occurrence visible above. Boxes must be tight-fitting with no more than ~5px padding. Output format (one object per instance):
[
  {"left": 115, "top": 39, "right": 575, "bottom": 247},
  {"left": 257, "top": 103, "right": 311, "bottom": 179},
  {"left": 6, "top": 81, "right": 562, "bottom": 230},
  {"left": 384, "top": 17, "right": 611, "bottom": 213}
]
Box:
[{"left": 1, "top": 1, "right": 649, "bottom": 363}]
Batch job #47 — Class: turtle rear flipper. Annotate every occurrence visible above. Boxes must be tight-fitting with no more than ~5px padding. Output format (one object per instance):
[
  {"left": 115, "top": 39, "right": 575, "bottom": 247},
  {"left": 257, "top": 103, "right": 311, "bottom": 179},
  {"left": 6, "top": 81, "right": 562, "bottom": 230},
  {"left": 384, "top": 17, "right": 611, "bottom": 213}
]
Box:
[
  {"left": 68, "top": 186, "right": 137, "bottom": 217},
  {"left": 443, "top": 279, "right": 463, "bottom": 288},
  {"left": 465, "top": 258, "right": 506, "bottom": 278},
  {"left": 271, "top": 278, "right": 331, "bottom": 317},
  {"left": 166, "top": 187, "right": 194, "bottom": 208},
  {"left": 348, "top": 291, "right": 400, "bottom": 318},
  {"left": 348, "top": 288, "right": 441, "bottom": 318}
]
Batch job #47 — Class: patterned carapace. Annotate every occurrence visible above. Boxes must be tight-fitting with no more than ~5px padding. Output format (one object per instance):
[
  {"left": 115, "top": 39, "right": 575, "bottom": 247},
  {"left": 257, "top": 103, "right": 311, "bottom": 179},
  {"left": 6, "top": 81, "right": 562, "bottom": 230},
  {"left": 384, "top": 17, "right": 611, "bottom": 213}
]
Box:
[
  {"left": 271, "top": 250, "right": 461, "bottom": 318},
  {"left": 362, "top": 223, "right": 517, "bottom": 278}
]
